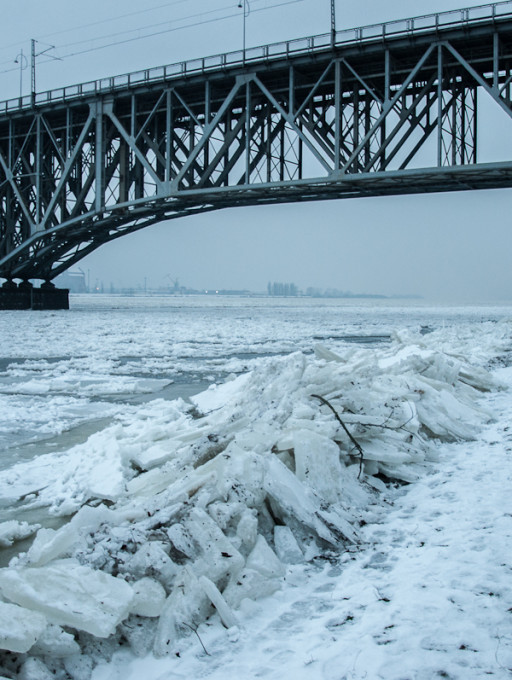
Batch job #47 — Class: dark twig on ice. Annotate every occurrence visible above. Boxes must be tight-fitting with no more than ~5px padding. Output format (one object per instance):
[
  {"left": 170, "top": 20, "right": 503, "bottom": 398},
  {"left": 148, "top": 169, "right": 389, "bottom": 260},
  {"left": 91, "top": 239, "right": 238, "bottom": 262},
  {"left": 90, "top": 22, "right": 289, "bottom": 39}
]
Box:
[
  {"left": 311, "top": 394, "right": 365, "bottom": 479},
  {"left": 182, "top": 622, "right": 210, "bottom": 656}
]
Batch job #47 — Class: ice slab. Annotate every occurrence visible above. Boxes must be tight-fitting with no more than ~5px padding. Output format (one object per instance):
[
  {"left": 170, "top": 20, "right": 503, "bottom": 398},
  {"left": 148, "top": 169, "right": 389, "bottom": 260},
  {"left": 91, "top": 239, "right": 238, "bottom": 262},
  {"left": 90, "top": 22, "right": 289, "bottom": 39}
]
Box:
[
  {"left": 0, "top": 560, "right": 134, "bottom": 638},
  {"left": 293, "top": 429, "right": 344, "bottom": 503},
  {"left": 191, "top": 373, "right": 252, "bottom": 413},
  {"left": 199, "top": 575, "right": 238, "bottom": 629},
  {"left": 274, "top": 525, "right": 304, "bottom": 564},
  {"left": 0, "top": 600, "right": 46, "bottom": 653}
]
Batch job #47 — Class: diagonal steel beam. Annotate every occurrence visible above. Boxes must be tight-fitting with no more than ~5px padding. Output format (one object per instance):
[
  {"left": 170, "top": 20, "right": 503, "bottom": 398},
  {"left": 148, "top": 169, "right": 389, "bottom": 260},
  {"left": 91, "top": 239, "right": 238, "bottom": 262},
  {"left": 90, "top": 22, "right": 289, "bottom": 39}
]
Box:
[
  {"left": 298, "top": 110, "right": 335, "bottom": 162},
  {"left": 172, "top": 132, "right": 208, "bottom": 185},
  {"left": 10, "top": 118, "right": 37, "bottom": 176},
  {"left": 0, "top": 149, "right": 35, "bottom": 230},
  {"left": 341, "top": 44, "right": 436, "bottom": 173},
  {"left": 172, "top": 89, "right": 204, "bottom": 130},
  {"left": 295, "top": 61, "right": 335, "bottom": 118},
  {"left": 397, "top": 93, "right": 456, "bottom": 170},
  {"left": 39, "top": 110, "right": 95, "bottom": 230},
  {"left": 135, "top": 91, "right": 167, "bottom": 143},
  {"left": 363, "top": 73, "right": 438, "bottom": 172},
  {"left": 197, "top": 114, "right": 247, "bottom": 187},
  {"left": 442, "top": 41, "right": 512, "bottom": 120},
  {"left": 172, "top": 77, "right": 246, "bottom": 188},
  {"left": 242, "top": 115, "right": 286, "bottom": 185},
  {"left": 41, "top": 115, "right": 66, "bottom": 166},
  {"left": 253, "top": 75, "right": 333, "bottom": 173},
  {"left": 107, "top": 109, "right": 163, "bottom": 188},
  {"left": 340, "top": 59, "right": 384, "bottom": 105}
]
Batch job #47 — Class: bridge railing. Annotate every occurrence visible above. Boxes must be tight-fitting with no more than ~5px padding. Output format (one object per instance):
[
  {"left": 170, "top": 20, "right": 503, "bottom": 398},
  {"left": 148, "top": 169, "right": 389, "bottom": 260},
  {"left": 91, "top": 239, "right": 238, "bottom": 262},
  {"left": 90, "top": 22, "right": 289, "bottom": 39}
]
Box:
[{"left": 2, "top": 0, "right": 512, "bottom": 116}]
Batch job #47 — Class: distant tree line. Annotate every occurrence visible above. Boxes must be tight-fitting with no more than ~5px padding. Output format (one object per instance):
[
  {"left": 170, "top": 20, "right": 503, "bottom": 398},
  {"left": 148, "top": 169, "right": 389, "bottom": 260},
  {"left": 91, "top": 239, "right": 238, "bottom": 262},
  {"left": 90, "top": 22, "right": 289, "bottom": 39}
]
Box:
[{"left": 267, "top": 282, "right": 298, "bottom": 296}]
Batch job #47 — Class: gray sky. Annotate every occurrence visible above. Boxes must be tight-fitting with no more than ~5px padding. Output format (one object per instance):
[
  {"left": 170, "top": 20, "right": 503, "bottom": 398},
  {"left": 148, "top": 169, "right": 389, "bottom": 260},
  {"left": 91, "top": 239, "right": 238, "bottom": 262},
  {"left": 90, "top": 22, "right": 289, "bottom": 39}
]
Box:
[{"left": 4, "top": 0, "right": 512, "bottom": 302}]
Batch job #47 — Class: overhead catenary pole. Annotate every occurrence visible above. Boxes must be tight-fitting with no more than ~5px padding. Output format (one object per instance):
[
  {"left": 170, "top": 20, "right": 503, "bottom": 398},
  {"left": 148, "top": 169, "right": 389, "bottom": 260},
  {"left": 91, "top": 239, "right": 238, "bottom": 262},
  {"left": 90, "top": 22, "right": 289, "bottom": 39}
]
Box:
[
  {"left": 331, "top": 0, "right": 336, "bottom": 48},
  {"left": 238, "top": 0, "right": 251, "bottom": 64},
  {"left": 30, "top": 39, "right": 61, "bottom": 107},
  {"left": 31, "top": 39, "right": 36, "bottom": 106}
]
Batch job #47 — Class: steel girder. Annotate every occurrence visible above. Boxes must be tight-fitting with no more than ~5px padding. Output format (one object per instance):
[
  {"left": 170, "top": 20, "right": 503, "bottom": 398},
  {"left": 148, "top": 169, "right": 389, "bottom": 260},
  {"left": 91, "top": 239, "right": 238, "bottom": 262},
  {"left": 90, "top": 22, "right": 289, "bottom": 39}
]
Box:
[{"left": 2, "top": 16, "right": 512, "bottom": 280}]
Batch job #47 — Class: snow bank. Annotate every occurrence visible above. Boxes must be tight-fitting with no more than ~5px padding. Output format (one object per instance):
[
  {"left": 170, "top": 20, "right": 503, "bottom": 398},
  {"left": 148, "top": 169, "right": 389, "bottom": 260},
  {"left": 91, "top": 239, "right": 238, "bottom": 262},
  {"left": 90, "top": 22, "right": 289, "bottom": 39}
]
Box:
[{"left": 0, "top": 332, "right": 500, "bottom": 677}]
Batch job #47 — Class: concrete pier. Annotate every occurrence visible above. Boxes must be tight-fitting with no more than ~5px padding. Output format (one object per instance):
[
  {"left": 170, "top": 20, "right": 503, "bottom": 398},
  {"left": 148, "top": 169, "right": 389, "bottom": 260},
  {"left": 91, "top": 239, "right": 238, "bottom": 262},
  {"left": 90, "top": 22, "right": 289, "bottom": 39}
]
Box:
[{"left": 0, "top": 281, "right": 69, "bottom": 310}]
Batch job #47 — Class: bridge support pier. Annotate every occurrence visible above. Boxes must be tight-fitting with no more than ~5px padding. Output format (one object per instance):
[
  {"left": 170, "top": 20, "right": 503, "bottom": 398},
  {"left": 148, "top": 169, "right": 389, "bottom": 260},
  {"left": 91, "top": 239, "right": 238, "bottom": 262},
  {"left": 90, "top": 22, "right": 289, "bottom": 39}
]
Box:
[{"left": 0, "top": 281, "right": 69, "bottom": 310}]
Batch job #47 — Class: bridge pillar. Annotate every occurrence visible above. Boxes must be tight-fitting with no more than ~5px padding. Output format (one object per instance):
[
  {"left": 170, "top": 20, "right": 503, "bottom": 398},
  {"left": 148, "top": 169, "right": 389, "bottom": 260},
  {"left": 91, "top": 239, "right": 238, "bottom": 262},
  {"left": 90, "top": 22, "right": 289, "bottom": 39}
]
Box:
[
  {"left": 0, "top": 280, "right": 30, "bottom": 309},
  {"left": 0, "top": 280, "right": 69, "bottom": 310},
  {"left": 31, "top": 281, "right": 69, "bottom": 311}
]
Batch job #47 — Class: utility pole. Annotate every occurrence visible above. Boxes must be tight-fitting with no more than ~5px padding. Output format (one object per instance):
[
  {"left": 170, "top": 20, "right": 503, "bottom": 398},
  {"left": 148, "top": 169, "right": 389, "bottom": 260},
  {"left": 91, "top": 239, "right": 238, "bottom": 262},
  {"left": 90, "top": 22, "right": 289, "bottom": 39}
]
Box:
[
  {"left": 30, "top": 39, "right": 61, "bottom": 107},
  {"left": 238, "top": 0, "right": 251, "bottom": 64},
  {"left": 31, "top": 39, "right": 36, "bottom": 106},
  {"left": 331, "top": 0, "right": 336, "bottom": 48}
]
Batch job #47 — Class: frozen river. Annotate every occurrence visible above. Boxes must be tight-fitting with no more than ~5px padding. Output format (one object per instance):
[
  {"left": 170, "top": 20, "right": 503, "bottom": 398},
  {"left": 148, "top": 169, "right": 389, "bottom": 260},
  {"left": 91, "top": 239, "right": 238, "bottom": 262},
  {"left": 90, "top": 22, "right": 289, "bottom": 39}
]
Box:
[
  {"left": 1, "top": 294, "right": 511, "bottom": 464},
  {"left": 1, "top": 293, "right": 512, "bottom": 679}
]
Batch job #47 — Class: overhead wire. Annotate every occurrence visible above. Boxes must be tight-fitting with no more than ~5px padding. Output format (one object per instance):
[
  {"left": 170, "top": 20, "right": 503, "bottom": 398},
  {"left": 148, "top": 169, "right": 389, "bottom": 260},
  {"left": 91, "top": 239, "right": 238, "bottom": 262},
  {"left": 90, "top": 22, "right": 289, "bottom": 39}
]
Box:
[
  {"left": 0, "top": 0, "right": 191, "bottom": 56},
  {"left": 0, "top": 0, "right": 305, "bottom": 78},
  {"left": 36, "top": 0, "right": 191, "bottom": 42},
  {"left": 39, "top": 0, "right": 305, "bottom": 65},
  {"left": 54, "top": 2, "right": 250, "bottom": 51}
]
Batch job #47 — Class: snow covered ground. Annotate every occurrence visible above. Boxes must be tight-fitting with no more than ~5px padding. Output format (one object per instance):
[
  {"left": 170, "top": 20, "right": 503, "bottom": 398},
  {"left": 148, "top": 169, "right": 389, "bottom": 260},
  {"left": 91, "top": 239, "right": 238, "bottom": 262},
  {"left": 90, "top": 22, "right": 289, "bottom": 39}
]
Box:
[{"left": 0, "top": 296, "right": 511, "bottom": 679}]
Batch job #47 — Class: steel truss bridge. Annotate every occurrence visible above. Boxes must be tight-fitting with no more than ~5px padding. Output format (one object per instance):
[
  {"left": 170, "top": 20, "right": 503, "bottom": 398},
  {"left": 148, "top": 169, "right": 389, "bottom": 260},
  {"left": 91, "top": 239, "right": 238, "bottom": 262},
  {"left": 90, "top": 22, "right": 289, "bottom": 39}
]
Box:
[{"left": 2, "top": 2, "right": 512, "bottom": 281}]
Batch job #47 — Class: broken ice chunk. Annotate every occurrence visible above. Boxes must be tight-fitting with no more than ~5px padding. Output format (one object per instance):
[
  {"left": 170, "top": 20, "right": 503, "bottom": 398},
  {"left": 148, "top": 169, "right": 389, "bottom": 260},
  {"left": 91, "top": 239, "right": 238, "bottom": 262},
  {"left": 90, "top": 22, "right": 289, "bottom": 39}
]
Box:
[
  {"left": 26, "top": 504, "right": 117, "bottom": 567},
  {"left": 245, "top": 535, "right": 285, "bottom": 579},
  {"left": 183, "top": 508, "right": 244, "bottom": 582},
  {"left": 293, "top": 429, "right": 343, "bottom": 504},
  {"left": 0, "top": 600, "right": 47, "bottom": 653},
  {"left": 119, "top": 541, "right": 178, "bottom": 588},
  {"left": 0, "top": 559, "right": 134, "bottom": 638},
  {"left": 29, "top": 623, "right": 80, "bottom": 657},
  {"left": 130, "top": 578, "right": 166, "bottom": 618},
  {"left": 236, "top": 509, "right": 258, "bottom": 550},
  {"left": 153, "top": 568, "right": 211, "bottom": 657},
  {"left": 0, "top": 521, "right": 40, "bottom": 548},
  {"left": 263, "top": 456, "right": 357, "bottom": 546},
  {"left": 223, "top": 567, "right": 282, "bottom": 609},
  {"left": 314, "top": 344, "right": 344, "bottom": 363},
  {"left": 199, "top": 576, "right": 238, "bottom": 628},
  {"left": 274, "top": 525, "right": 303, "bottom": 564},
  {"left": 18, "top": 657, "right": 54, "bottom": 680}
]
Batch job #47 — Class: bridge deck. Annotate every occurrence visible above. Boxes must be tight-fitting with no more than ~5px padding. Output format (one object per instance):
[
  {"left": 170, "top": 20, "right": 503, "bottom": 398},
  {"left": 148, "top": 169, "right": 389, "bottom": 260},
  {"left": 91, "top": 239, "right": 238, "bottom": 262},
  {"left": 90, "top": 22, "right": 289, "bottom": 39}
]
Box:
[{"left": 2, "top": 1, "right": 512, "bottom": 116}]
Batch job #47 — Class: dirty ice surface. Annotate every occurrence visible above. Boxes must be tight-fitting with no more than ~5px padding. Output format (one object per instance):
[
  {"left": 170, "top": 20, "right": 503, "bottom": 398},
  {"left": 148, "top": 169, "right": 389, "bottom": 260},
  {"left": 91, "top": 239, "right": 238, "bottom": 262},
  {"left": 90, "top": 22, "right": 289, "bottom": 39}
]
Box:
[{"left": 0, "top": 296, "right": 511, "bottom": 680}]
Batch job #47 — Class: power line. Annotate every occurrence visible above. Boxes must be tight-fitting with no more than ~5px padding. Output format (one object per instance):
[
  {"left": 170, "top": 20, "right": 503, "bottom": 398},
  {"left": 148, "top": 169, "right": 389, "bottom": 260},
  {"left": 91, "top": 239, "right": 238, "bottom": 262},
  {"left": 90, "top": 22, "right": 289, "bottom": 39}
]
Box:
[
  {"left": 0, "top": 0, "right": 281, "bottom": 69},
  {"left": 55, "top": 2, "right": 245, "bottom": 51},
  {"left": 38, "top": 0, "right": 191, "bottom": 42},
  {"left": 40, "top": 0, "right": 305, "bottom": 65},
  {"left": 0, "top": 0, "right": 191, "bottom": 56},
  {"left": 0, "top": 0, "right": 305, "bottom": 78}
]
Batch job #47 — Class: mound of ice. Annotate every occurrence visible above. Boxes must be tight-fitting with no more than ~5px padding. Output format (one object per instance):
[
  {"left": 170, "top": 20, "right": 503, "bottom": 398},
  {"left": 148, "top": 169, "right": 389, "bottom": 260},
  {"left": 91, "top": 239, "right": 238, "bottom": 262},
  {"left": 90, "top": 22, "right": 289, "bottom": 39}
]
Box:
[{"left": 0, "top": 333, "right": 500, "bottom": 676}]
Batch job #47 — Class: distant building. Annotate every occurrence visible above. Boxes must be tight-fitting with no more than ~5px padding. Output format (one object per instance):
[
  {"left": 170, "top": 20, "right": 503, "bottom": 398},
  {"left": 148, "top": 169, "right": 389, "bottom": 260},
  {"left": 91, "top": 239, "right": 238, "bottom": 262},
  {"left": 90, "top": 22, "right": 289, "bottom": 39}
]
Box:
[{"left": 54, "top": 270, "right": 87, "bottom": 293}]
